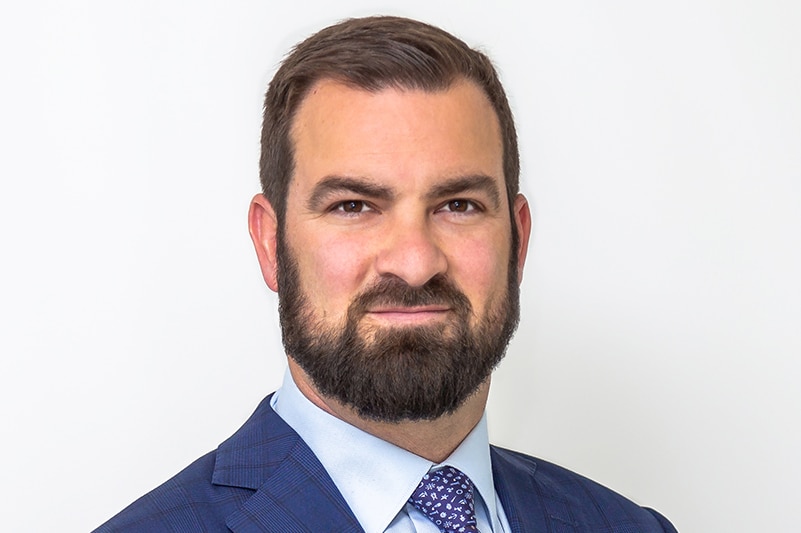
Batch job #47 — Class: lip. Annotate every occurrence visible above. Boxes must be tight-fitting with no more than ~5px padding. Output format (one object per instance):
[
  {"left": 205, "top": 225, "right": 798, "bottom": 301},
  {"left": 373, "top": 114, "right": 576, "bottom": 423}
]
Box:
[{"left": 365, "top": 305, "right": 451, "bottom": 324}]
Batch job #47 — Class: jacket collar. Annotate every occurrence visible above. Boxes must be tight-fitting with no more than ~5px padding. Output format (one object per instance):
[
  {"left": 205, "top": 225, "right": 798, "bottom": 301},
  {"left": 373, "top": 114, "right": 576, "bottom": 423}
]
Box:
[
  {"left": 210, "top": 395, "right": 569, "bottom": 533},
  {"left": 492, "top": 446, "right": 588, "bottom": 532},
  {"left": 212, "top": 394, "right": 363, "bottom": 532}
]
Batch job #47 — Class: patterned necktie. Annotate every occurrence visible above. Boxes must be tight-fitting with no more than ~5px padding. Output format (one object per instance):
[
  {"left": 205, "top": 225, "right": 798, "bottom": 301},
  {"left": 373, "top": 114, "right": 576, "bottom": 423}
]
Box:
[{"left": 408, "top": 466, "right": 480, "bottom": 533}]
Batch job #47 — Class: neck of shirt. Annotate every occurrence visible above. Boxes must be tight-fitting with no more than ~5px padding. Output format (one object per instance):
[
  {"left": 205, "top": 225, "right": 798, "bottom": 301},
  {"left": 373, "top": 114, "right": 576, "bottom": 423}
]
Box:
[{"left": 270, "top": 368, "right": 503, "bottom": 533}]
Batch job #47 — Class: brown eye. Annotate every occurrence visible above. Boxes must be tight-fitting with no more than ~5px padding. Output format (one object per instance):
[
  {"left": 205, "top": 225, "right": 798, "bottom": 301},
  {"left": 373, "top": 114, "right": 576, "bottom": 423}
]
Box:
[
  {"left": 448, "top": 199, "right": 470, "bottom": 212},
  {"left": 342, "top": 200, "right": 364, "bottom": 213}
]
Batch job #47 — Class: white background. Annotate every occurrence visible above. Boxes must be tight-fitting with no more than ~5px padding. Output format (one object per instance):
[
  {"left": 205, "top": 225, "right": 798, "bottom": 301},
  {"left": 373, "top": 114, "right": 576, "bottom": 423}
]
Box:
[{"left": 2, "top": 1, "right": 799, "bottom": 531}]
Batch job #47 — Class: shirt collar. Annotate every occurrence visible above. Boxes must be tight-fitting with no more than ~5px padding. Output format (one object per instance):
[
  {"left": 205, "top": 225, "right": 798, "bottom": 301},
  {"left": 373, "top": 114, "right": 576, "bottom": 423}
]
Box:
[{"left": 271, "top": 368, "right": 499, "bottom": 533}]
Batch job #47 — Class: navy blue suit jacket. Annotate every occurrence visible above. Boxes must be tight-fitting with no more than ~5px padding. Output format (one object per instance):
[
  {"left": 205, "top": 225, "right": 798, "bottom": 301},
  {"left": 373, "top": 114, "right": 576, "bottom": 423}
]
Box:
[{"left": 95, "top": 395, "right": 677, "bottom": 532}]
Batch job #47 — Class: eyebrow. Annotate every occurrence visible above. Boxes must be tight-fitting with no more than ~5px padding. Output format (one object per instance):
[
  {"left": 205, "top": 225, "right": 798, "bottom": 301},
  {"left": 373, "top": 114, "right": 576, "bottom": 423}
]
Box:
[
  {"left": 305, "top": 173, "right": 503, "bottom": 211},
  {"left": 307, "top": 176, "right": 395, "bottom": 211},
  {"left": 426, "top": 175, "right": 502, "bottom": 210}
]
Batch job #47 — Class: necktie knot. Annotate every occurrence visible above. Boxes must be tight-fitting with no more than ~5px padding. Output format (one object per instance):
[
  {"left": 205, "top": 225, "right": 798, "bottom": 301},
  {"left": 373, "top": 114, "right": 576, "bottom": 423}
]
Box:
[{"left": 408, "top": 466, "right": 479, "bottom": 533}]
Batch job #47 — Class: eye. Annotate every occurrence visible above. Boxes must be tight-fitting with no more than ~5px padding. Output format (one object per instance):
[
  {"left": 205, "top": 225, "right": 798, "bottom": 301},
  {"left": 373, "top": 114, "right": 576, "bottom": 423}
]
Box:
[
  {"left": 448, "top": 199, "right": 470, "bottom": 212},
  {"left": 438, "top": 199, "right": 480, "bottom": 213},
  {"left": 332, "top": 200, "right": 374, "bottom": 214}
]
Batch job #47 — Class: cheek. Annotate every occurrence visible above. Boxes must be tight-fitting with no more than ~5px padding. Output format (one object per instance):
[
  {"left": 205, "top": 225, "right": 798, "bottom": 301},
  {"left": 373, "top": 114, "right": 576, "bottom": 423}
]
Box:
[
  {"left": 289, "top": 228, "right": 373, "bottom": 318},
  {"left": 445, "top": 231, "right": 511, "bottom": 311}
]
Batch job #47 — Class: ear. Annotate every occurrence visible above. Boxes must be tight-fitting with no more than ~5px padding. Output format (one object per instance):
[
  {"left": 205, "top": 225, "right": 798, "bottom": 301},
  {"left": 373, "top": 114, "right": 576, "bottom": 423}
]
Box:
[
  {"left": 248, "top": 194, "right": 279, "bottom": 292},
  {"left": 512, "top": 193, "right": 532, "bottom": 285}
]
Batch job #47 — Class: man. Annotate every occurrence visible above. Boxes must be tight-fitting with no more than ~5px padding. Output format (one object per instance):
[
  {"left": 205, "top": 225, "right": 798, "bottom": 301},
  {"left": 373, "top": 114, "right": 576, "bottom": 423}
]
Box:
[{"left": 96, "top": 16, "right": 676, "bottom": 533}]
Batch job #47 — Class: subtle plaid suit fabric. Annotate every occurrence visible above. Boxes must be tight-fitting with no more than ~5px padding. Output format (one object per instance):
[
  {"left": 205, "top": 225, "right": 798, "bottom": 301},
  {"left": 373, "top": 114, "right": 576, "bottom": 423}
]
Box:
[{"left": 94, "top": 394, "right": 677, "bottom": 532}]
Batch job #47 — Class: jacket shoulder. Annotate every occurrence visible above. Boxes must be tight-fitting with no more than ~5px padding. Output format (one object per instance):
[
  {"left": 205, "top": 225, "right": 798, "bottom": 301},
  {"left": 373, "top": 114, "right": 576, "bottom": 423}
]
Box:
[
  {"left": 491, "top": 446, "right": 677, "bottom": 533},
  {"left": 93, "top": 450, "right": 253, "bottom": 532},
  {"left": 93, "top": 395, "right": 287, "bottom": 532}
]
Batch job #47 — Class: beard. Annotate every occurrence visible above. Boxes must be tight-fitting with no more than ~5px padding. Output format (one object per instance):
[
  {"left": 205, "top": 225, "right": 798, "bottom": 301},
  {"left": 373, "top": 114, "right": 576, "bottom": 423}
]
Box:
[{"left": 276, "top": 230, "right": 520, "bottom": 423}]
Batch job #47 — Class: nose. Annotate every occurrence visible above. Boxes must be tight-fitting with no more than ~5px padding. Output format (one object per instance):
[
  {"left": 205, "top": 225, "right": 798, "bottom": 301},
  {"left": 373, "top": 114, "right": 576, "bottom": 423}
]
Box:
[{"left": 374, "top": 215, "right": 448, "bottom": 288}]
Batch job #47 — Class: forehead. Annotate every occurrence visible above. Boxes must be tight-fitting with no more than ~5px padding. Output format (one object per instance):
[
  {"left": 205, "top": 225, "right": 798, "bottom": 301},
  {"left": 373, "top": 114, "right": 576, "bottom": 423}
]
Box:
[{"left": 289, "top": 79, "right": 504, "bottom": 192}]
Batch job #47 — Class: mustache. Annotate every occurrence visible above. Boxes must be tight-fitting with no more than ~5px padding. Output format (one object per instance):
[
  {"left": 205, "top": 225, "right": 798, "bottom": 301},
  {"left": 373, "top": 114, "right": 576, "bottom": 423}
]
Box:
[{"left": 348, "top": 274, "right": 472, "bottom": 317}]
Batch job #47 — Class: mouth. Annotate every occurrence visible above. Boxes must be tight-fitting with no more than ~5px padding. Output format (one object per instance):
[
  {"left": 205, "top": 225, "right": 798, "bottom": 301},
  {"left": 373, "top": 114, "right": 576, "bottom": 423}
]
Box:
[{"left": 364, "top": 305, "right": 452, "bottom": 325}]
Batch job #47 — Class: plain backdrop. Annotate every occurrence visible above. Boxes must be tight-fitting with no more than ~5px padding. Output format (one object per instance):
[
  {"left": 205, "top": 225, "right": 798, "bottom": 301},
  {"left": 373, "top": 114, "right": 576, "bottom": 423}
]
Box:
[{"left": 2, "top": 1, "right": 799, "bottom": 531}]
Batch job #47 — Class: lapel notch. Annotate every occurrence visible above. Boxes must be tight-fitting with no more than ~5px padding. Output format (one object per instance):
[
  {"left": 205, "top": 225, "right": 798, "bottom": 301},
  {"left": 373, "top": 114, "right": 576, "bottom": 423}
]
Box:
[
  {"left": 212, "top": 395, "right": 363, "bottom": 532},
  {"left": 491, "top": 446, "right": 579, "bottom": 533}
]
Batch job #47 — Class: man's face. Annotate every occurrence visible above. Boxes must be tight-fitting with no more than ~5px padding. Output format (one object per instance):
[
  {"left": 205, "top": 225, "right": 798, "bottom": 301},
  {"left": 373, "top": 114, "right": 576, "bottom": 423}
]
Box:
[{"left": 269, "top": 79, "right": 528, "bottom": 421}]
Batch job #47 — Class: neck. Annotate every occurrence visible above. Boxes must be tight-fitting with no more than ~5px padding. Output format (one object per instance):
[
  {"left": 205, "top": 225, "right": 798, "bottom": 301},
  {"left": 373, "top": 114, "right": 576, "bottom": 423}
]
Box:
[{"left": 287, "top": 359, "right": 490, "bottom": 463}]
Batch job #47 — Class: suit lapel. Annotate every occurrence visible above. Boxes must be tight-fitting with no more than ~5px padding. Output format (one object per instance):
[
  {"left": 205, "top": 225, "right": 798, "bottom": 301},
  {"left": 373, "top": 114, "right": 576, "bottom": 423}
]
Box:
[
  {"left": 491, "top": 446, "right": 579, "bottom": 533},
  {"left": 224, "top": 439, "right": 363, "bottom": 532},
  {"left": 212, "top": 395, "right": 363, "bottom": 533}
]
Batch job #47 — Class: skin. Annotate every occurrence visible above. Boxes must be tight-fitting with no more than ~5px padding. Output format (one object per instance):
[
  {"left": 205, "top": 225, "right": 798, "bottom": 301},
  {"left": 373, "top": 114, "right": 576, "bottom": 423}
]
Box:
[{"left": 249, "top": 79, "right": 531, "bottom": 462}]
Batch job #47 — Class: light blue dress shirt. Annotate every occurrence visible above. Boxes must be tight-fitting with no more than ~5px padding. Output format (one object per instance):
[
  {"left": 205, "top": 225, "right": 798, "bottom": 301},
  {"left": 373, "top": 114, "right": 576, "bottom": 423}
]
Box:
[{"left": 271, "top": 369, "right": 510, "bottom": 533}]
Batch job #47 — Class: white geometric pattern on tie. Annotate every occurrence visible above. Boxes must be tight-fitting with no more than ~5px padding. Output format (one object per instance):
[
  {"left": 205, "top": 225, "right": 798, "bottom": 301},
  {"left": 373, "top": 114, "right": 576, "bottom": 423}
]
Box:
[{"left": 408, "top": 466, "right": 480, "bottom": 533}]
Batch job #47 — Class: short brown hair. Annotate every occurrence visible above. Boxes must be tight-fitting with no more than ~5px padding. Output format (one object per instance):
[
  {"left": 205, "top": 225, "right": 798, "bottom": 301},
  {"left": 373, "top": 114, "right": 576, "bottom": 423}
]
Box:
[{"left": 260, "top": 15, "right": 519, "bottom": 224}]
